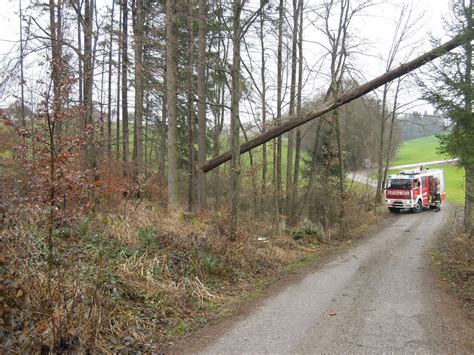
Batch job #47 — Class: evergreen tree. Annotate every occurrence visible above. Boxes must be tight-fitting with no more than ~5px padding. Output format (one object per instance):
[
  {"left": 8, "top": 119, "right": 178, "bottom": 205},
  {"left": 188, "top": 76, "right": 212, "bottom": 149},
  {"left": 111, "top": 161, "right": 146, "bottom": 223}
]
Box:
[{"left": 420, "top": 0, "right": 473, "bottom": 238}]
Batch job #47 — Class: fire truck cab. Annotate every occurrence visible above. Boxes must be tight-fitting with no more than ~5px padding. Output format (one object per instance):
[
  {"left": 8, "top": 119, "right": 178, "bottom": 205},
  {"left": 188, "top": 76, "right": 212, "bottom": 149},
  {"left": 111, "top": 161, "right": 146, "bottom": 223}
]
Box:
[{"left": 384, "top": 167, "right": 446, "bottom": 213}]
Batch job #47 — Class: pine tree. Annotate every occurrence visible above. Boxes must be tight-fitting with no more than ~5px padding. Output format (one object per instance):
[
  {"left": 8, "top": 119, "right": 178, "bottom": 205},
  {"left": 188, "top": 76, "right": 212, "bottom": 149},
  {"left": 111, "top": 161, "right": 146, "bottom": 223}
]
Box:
[{"left": 420, "top": 0, "right": 473, "bottom": 238}]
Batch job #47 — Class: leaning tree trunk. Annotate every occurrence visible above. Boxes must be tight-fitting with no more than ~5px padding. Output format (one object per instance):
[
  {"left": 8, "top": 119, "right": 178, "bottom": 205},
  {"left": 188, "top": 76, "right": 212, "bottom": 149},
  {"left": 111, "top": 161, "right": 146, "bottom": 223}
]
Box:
[{"left": 202, "top": 35, "right": 467, "bottom": 173}]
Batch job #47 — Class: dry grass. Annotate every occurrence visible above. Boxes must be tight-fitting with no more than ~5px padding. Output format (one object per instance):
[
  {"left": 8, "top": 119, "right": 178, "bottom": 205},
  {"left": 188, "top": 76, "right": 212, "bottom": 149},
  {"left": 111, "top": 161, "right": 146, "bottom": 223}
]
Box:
[
  {"left": 433, "top": 227, "right": 474, "bottom": 321},
  {"left": 1, "top": 186, "right": 379, "bottom": 353},
  {"left": 1, "top": 203, "right": 318, "bottom": 352}
]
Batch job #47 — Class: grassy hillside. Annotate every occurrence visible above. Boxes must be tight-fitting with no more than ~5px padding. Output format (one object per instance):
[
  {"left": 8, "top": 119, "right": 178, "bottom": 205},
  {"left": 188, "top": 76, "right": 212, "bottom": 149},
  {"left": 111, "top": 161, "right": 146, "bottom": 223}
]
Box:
[
  {"left": 430, "top": 164, "right": 465, "bottom": 206},
  {"left": 390, "top": 135, "right": 465, "bottom": 205},
  {"left": 391, "top": 135, "right": 450, "bottom": 166}
]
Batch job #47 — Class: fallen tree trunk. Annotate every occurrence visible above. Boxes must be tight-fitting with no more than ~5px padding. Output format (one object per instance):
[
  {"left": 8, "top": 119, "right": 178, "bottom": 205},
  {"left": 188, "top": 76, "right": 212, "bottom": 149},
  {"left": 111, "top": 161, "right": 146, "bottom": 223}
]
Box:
[{"left": 202, "top": 34, "right": 467, "bottom": 173}]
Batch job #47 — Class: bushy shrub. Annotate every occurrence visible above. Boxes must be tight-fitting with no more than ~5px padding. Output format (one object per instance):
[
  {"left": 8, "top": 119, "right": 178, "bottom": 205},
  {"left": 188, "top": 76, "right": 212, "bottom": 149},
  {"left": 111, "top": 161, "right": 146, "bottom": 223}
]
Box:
[
  {"left": 199, "top": 253, "right": 222, "bottom": 274},
  {"left": 291, "top": 221, "right": 324, "bottom": 244},
  {"left": 138, "top": 226, "right": 160, "bottom": 249}
]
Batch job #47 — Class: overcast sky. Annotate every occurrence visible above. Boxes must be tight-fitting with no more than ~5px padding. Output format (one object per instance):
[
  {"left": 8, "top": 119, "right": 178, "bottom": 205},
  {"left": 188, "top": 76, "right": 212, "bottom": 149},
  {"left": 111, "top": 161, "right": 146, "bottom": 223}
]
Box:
[{"left": 0, "top": 0, "right": 452, "bottom": 115}]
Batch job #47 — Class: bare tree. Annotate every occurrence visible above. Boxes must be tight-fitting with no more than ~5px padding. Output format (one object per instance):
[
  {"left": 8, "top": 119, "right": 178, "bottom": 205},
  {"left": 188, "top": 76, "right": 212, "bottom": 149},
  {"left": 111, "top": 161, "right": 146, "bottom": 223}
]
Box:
[
  {"left": 19, "top": 0, "right": 26, "bottom": 129},
  {"left": 116, "top": 2, "right": 122, "bottom": 161},
  {"left": 259, "top": 0, "right": 268, "bottom": 209},
  {"left": 375, "top": 3, "right": 419, "bottom": 202},
  {"left": 122, "top": 0, "right": 130, "bottom": 171},
  {"left": 229, "top": 0, "right": 247, "bottom": 238},
  {"left": 285, "top": 0, "right": 300, "bottom": 217},
  {"left": 382, "top": 77, "right": 403, "bottom": 187},
  {"left": 166, "top": 0, "right": 178, "bottom": 208},
  {"left": 289, "top": 0, "right": 304, "bottom": 226},
  {"left": 106, "top": 1, "right": 115, "bottom": 155},
  {"left": 275, "top": 0, "right": 284, "bottom": 220},
  {"left": 202, "top": 35, "right": 467, "bottom": 172},
  {"left": 187, "top": 0, "right": 195, "bottom": 212},
  {"left": 315, "top": 0, "right": 371, "bottom": 219},
  {"left": 132, "top": 0, "right": 144, "bottom": 177},
  {"left": 197, "top": 0, "right": 208, "bottom": 211},
  {"left": 77, "top": 0, "right": 83, "bottom": 106}
]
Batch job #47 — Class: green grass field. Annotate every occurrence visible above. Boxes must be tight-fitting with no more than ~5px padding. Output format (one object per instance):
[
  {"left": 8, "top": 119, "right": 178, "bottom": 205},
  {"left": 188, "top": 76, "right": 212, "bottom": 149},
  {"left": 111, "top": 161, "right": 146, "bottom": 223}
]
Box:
[
  {"left": 391, "top": 135, "right": 450, "bottom": 166},
  {"left": 390, "top": 135, "right": 465, "bottom": 205}
]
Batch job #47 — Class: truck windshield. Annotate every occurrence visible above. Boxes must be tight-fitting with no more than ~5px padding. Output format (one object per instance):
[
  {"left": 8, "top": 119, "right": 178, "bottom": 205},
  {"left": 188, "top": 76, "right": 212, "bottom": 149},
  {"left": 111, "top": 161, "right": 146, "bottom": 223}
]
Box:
[{"left": 387, "top": 179, "right": 411, "bottom": 189}]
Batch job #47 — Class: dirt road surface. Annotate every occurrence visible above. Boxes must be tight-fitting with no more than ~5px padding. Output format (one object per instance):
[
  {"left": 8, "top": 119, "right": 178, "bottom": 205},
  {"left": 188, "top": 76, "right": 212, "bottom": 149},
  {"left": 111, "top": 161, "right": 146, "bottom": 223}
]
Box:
[{"left": 175, "top": 206, "right": 473, "bottom": 354}]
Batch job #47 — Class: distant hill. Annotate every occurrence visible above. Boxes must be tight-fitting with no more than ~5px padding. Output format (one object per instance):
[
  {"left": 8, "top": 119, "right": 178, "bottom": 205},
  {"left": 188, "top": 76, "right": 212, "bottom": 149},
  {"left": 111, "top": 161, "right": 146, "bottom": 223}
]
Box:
[{"left": 398, "top": 112, "right": 447, "bottom": 141}]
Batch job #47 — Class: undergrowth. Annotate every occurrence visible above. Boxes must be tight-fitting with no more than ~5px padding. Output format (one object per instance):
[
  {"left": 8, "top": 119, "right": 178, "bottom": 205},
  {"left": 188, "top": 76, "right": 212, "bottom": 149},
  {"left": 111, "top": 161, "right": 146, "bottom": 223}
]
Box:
[
  {"left": 432, "top": 223, "right": 474, "bottom": 321},
  {"left": 1, "top": 204, "right": 313, "bottom": 352},
  {"left": 1, "top": 195, "right": 377, "bottom": 352}
]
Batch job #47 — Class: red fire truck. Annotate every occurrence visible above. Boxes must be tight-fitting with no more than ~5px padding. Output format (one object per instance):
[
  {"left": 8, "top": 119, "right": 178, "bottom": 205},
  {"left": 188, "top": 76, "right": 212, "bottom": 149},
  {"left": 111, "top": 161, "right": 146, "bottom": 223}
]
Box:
[{"left": 384, "top": 167, "right": 446, "bottom": 213}]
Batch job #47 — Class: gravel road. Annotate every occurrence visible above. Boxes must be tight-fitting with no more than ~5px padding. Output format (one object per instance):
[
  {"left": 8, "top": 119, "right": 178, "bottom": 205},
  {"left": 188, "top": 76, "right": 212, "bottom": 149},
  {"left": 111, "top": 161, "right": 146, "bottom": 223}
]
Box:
[{"left": 183, "top": 206, "right": 472, "bottom": 354}]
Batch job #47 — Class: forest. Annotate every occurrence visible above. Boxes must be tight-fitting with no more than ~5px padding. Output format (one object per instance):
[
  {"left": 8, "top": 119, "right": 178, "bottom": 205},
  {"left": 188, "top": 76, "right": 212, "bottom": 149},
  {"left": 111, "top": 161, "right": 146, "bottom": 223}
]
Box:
[{"left": 1, "top": 0, "right": 472, "bottom": 352}]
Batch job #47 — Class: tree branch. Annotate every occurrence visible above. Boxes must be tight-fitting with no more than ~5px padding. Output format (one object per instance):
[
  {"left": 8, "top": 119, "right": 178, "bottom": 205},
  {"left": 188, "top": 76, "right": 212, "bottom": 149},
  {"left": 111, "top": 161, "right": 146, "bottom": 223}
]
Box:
[{"left": 202, "top": 34, "right": 469, "bottom": 173}]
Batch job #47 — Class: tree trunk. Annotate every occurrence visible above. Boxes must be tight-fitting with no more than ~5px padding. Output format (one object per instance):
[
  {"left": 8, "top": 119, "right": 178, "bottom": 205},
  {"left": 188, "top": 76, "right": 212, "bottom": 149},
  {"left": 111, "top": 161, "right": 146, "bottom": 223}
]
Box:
[
  {"left": 166, "top": 0, "right": 178, "bottom": 208},
  {"left": 132, "top": 0, "right": 144, "bottom": 178},
  {"left": 83, "top": 0, "right": 96, "bottom": 198},
  {"left": 464, "top": 0, "right": 473, "bottom": 238},
  {"left": 286, "top": 0, "right": 299, "bottom": 217},
  {"left": 19, "top": 0, "right": 26, "bottom": 129},
  {"left": 202, "top": 34, "right": 467, "bottom": 173},
  {"left": 466, "top": 165, "right": 474, "bottom": 238},
  {"left": 144, "top": 91, "right": 149, "bottom": 170},
  {"left": 83, "top": 0, "right": 93, "bottom": 128},
  {"left": 77, "top": 0, "right": 83, "bottom": 106},
  {"left": 197, "top": 0, "right": 207, "bottom": 211},
  {"left": 159, "top": 62, "right": 167, "bottom": 186},
  {"left": 383, "top": 78, "right": 402, "bottom": 189},
  {"left": 333, "top": 108, "right": 344, "bottom": 219},
  {"left": 121, "top": 0, "right": 129, "bottom": 172},
  {"left": 240, "top": 120, "right": 258, "bottom": 210},
  {"left": 375, "top": 85, "right": 388, "bottom": 203},
  {"left": 106, "top": 0, "right": 114, "bottom": 155},
  {"left": 276, "top": 0, "right": 284, "bottom": 218},
  {"left": 259, "top": 0, "right": 267, "bottom": 209},
  {"left": 307, "top": 120, "right": 323, "bottom": 222},
  {"left": 229, "top": 0, "right": 243, "bottom": 239},
  {"left": 49, "top": 0, "right": 62, "bottom": 134},
  {"left": 272, "top": 139, "right": 279, "bottom": 229},
  {"left": 115, "top": 2, "right": 122, "bottom": 161},
  {"left": 187, "top": 0, "right": 195, "bottom": 212},
  {"left": 290, "top": 0, "right": 304, "bottom": 227}
]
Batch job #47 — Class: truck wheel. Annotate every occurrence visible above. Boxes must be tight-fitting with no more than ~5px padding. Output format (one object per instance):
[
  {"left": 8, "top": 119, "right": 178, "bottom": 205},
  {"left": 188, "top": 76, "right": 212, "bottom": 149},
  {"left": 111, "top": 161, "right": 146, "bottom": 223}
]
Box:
[
  {"left": 412, "top": 200, "right": 423, "bottom": 213},
  {"left": 388, "top": 207, "right": 400, "bottom": 213}
]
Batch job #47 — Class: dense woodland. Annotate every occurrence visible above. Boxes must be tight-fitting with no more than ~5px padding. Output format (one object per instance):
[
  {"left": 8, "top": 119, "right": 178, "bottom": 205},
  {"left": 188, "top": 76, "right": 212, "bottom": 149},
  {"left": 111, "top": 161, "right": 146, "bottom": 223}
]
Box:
[{"left": 0, "top": 0, "right": 472, "bottom": 352}]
